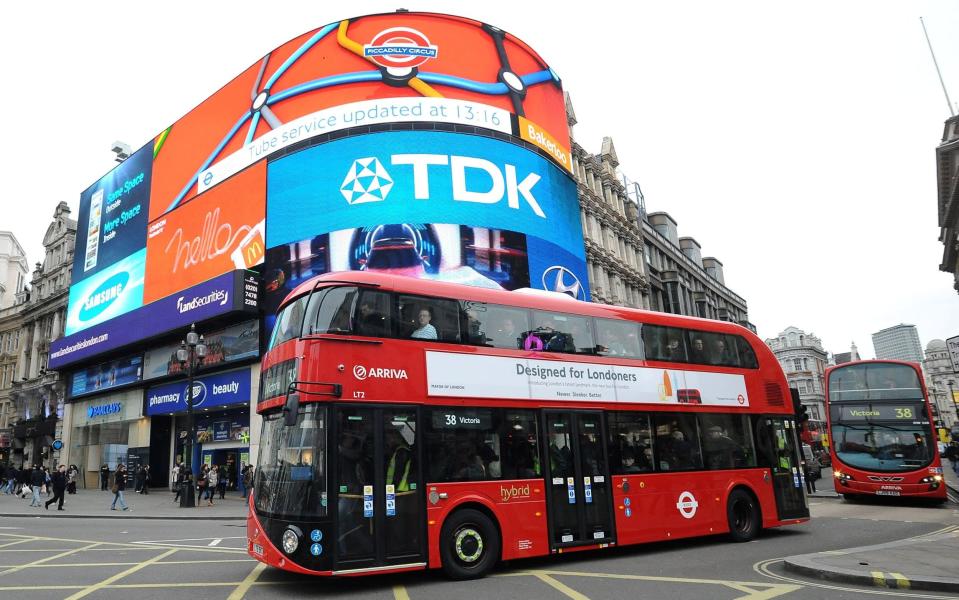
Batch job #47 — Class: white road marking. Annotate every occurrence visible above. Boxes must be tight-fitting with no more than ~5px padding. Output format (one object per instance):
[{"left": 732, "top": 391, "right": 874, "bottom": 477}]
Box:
[{"left": 208, "top": 539, "right": 222, "bottom": 547}]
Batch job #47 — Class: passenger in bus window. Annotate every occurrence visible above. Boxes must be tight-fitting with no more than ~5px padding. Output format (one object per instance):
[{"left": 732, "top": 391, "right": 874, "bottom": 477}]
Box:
[
  {"left": 493, "top": 317, "right": 520, "bottom": 348},
  {"left": 711, "top": 338, "right": 733, "bottom": 365},
  {"left": 357, "top": 301, "right": 386, "bottom": 335},
  {"left": 620, "top": 449, "right": 643, "bottom": 473},
  {"left": 703, "top": 425, "right": 741, "bottom": 469},
  {"left": 689, "top": 337, "right": 708, "bottom": 364},
  {"left": 410, "top": 308, "right": 438, "bottom": 340},
  {"left": 665, "top": 336, "right": 684, "bottom": 361},
  {"left": 465, "top": 309, "right": 488, "bottom": 346}
]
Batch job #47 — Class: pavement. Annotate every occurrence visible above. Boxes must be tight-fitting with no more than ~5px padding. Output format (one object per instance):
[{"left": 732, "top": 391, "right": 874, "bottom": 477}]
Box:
[
  {"left": 0, "top": 485, "right": 248, "bottom": 520},
  {"left": 782, "top": 461, "right": 959, "bottom": 593}
]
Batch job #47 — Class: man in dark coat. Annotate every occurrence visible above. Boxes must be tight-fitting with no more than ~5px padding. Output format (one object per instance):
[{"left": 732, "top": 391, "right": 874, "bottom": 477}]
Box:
[
  {"left": 45, "top": 465, "right": 67, "bottom": 510},
  {"left": 28, "top": 465, "right": 45, "bottom": 507},
  {"left": 100, "top": 464, "right": 110, "bottom": 491}
]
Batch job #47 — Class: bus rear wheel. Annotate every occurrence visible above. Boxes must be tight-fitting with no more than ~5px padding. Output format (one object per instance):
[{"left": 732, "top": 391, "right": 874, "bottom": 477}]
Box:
[
  {"left": 440, "top": 508, "right": 500, "bottom": 580},
  {"left": 727, "top": 489, "right": 760, "bottom": 542}
]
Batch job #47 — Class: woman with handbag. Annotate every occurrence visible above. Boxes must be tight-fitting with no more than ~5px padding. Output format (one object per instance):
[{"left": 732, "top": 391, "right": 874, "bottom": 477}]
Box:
[
  {"left": 196, "top": 466, "right": 208, "bottom": 507},
  {"left": 110, "top": 464, "right": 129, "bottom": 511}
]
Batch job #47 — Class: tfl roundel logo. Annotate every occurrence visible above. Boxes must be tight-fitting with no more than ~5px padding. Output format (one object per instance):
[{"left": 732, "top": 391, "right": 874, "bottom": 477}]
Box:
[
  {"left": 353, "top": 365, "right": 368, "bottom": 380},
  {"left": 363, "top": 27, "right": 438, "bottom": 71}
]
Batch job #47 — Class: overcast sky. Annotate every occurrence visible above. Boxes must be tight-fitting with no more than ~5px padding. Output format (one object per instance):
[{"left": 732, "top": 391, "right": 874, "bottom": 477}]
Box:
[{"left": 2, "top": 1, "right": 957, "bottom": 357}]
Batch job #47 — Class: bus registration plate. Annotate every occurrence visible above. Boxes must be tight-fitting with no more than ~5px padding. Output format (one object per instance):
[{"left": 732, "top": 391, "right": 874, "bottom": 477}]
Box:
[{"left": 875, "top": 490, "right": 900, "bottom": 496}]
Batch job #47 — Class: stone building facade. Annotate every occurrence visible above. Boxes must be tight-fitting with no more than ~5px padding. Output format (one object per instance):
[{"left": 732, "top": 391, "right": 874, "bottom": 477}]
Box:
[
  {"left": 7, "top": 202, "right": 76, "bottom": 468},
  {"left": 937, "top": 115, "right": 959, "bottom": 293},
  {"left": 922, "top": 339, "right": 959, "bottom": 429},
  {"left": 567, "top": 94, "right": 752, "bottom": 326},
  {"left": 765, "top": 326, "right": 829, "bottom": 420}
]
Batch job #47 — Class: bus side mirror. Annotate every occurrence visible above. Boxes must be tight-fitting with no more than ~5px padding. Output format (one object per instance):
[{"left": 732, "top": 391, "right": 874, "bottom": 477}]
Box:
[{"left": 283, "top": 392, "right": 300, "bottom": 427}]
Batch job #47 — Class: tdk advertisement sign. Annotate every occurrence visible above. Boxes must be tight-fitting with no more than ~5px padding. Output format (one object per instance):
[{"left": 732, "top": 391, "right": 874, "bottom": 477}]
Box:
[
  {"left": 146, "top": 368, "right": 251, "bottom": 416},
  {"left": 268, "top": 131, "right": 581, "bottom": 251},
  {"left": 65, "top": 248, "right": 146, "bottom": 336},
  {"left": 264, "top": 131, "right": 589, "bottom": 319},
  {"left": 73, "top": 142, "right": 152, "bottom": 281}
]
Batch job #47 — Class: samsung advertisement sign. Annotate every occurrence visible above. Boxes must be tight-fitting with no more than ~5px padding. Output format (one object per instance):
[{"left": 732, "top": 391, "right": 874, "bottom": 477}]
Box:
[
  {"left": 145, "top": 368, "right": 252, "bottom": 416},
  {"left": 50, "top": 270, "right": 257, "bottom": 370}
]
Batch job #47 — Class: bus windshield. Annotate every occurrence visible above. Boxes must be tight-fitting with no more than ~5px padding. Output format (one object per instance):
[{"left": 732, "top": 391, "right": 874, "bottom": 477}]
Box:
[
  {"left": 254, "top": 404, "right": 328, "bottom": 518},
  {"left": 831, "top": 419, "right": 933, "bottom": 472},
  {"left": 828, "top": 362, "right": 923, "bottom": 402}
]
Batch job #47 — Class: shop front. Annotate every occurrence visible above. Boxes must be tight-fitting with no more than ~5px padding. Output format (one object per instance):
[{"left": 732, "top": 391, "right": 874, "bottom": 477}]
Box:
[
  {"left": 146, "top": 367, "right": 254, "bottom": 487},
  {"left": 68, "top": 390, "right": 147, "bottom": 489}
]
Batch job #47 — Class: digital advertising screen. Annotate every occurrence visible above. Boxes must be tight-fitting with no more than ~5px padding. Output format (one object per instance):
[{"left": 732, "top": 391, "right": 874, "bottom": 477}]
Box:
[
  {"left": 69, "top": 354, "right": 144, "bottom": 399},
  {"left": 263, "top": 130, "right": 588, "bottom": 324},
  {"left": 149, "top": 12, "right": 569, "bottom": 223},
  {"left": 73, "top": 142, "right": 153, "bottom": 281},
  {"left": 142, "top": 319, "right": 259, "bottom": 380},
  {"left": 144, "top": 163, "right": 265, "bottom": 304},
  {"left": 65, "top": 247, "right": 146, "bottom": 336}
]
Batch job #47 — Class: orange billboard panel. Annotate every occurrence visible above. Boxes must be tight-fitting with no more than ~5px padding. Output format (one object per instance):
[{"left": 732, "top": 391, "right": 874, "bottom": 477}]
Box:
[
  {"left": 144, "top": 163, "right": 265, "bottom": 304},
  {"left": 150, "top": 12, "right": 570, "bottom": 222}
]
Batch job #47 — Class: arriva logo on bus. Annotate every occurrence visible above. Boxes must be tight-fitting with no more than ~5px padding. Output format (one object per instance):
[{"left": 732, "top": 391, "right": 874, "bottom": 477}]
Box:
[{"left": 352, "top": 365, "right": 409, "bottom": 381}]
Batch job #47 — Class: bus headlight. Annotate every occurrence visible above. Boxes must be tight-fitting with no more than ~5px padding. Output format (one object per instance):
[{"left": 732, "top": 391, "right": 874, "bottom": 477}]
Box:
[{"left": 281, "top": 526, "right": 302, "bottom": 555}]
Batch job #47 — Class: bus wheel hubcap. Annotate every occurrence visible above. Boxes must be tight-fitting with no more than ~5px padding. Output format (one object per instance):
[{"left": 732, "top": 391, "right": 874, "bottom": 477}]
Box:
[{"left": 454, "top": 528, "right": 483, "bottom": 563}]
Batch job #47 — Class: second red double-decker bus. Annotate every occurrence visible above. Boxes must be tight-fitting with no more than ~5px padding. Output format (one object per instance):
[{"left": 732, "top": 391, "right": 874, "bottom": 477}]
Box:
[
  {"left": 826, "top": 360, "right": 946, "bottom": 501},
  {"left": 247, "top": 272, "right": 809, "bottom": 578}
]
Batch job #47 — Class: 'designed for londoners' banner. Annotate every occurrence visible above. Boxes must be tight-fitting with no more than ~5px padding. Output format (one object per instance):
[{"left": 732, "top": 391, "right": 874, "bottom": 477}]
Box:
[{"left": 424, "top": 352, "right": 750, "bottom": 407}]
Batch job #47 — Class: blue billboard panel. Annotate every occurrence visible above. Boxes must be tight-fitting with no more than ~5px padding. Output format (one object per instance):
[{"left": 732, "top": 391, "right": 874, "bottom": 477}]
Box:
[
  {"left": 73, "top": 142, "right": 152, "bottom": 281},
  {"left": 50, "top": 270, "right": 258, "bottom": 370},
  {"left": 146, "top": 368, "right": 252, "bottom": 416},
  {"left": 267, "top": 131, "right": 584, "bottom": 255},
  {"left": 65, "top": 248, "right": 146, "bottom": 336},
  {"left": 69, "top": 354, "right": 143, "bottom": 399}
]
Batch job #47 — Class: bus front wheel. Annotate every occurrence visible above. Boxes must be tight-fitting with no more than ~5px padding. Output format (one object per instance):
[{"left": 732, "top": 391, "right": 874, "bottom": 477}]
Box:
[
  {"left": 727, "top": 489, "right": 760, "bottom": 542},
  {"left": 440, "top": 508, "right": 500, "bottom": 580}
]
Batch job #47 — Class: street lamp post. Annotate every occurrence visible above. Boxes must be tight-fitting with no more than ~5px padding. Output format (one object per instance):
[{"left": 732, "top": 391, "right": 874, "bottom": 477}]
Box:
[{"left": 176, "top": 324, "right": 207, "bottom": 508}]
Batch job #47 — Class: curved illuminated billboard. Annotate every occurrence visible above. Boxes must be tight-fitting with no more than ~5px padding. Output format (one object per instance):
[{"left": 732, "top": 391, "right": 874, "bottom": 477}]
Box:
[
  {"left": 150, "top": 11, "right": 571, "bottom": 221},
  {"left": 60, "top": 11, "right": 585, "bottom": 357},
  {"left": 263, "top": 129, "right": 588, "bottom": 318}
]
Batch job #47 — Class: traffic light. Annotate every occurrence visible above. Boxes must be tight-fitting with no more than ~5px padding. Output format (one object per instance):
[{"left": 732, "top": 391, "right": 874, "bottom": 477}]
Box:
[{"left": 790, "top": 387, "right": 809, "bottom": 432}]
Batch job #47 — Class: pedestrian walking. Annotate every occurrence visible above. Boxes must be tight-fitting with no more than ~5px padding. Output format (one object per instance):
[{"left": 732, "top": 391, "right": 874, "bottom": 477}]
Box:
[
  {"left": 110, "top": 464, "right": 129, "bottom": 511},
  {"left": 206, "top": 464, "right": 219, "bottom": 506},
  {"left": 196, "top": 466, "right": 208, "bottom": 506},
  {"left": 241, "top": 465, "right": 253, "bottom": 499},
  {"left": 141, "top": 466, "right": 151, "bottom": 494},
  {"left": 100, "top": 464, "right": 110, "bottom": 491},
  {"left": 43, "top": 467, "right": 52, "bottom": 498},
  {"left": 66, "top": 465, "right": 78, "bottom": 495},
  {"left": 217, "top": 464, "right": 227, "bottom": 500},
  {"left": 28, "top": 465, "right": 44, "bottom": 507},
  {"left": 45, "top": 465, "right": 67, "bottom": 510},
  {"left": 803, "top": 460, "right": 817, "bottom": 494},
  {"left": 171, "top": 462, "right": 181, "bottom": 494},
  {"left": 3, "top": 464, "right": 16, "bottom": 494}
]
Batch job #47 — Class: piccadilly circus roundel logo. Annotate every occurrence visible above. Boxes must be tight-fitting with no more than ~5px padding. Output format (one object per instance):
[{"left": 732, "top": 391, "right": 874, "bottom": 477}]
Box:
[
  {"left": 363, "top": 27, "right": 439, "bottom": 73},
  {"left": 353, "top": 365, "right": 368, "bottom": 380},
  {"left": 542, "top": 266, "right": 585, "bottom": 300}
]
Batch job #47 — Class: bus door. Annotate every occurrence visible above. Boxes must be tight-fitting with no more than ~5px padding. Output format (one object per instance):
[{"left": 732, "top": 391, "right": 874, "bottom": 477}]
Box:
[
  {"left": 543, "top": 411, "right": 615, "bottom": 549},
  {"left": 755, "top": 416, "right": 808, "bottom": 520},
  {"left": 332, "top": 406, "right": 426, "bottom": 573}
]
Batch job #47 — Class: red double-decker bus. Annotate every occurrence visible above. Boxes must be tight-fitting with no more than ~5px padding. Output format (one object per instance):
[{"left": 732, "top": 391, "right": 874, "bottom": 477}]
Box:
[
  {"left": 826, "top": 360, "right": 946, "bottom": 502},
  {"left": 247, "top": 272, "right": 809, "bottom": 578}
]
